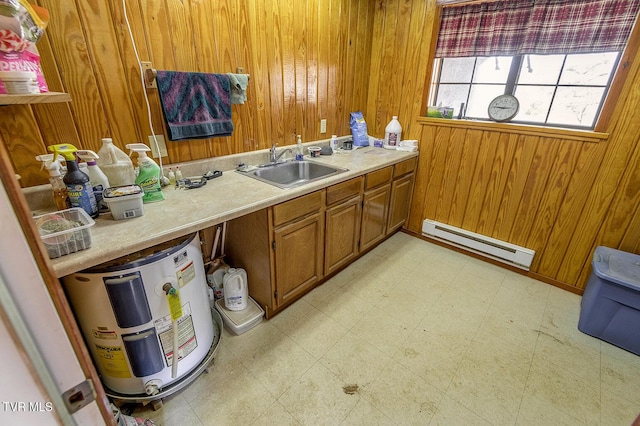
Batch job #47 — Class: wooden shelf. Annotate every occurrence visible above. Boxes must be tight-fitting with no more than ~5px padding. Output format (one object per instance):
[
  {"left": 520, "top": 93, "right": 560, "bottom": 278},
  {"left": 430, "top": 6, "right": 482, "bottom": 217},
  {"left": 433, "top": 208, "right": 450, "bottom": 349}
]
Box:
[{"left": 0, "top": 92, "right": 71, "bottom": 105}]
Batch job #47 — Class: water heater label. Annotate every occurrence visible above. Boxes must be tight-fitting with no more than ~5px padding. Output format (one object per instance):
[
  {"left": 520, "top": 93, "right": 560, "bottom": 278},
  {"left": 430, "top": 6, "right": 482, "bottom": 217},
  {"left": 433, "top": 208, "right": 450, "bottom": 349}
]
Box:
[
  {"left": 176, "top": 260, "right": 196, "bottom": 288},
  {"left": 158, "top": 315, "right": 198, "bottom": 365},
  {"left": 92, "top": 329, "right": 117, "bottom": 340},
  {"left": 94, "top": 344, "right": 131, "bottom": 378}
]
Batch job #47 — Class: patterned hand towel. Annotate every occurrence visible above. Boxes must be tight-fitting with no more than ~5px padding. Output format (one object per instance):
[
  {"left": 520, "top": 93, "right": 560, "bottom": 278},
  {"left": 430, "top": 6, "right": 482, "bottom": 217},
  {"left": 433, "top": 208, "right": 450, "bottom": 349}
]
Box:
[
  {"left": 226, "top": 73, "right": 249, "bottom": 104},
  {"left": 156, "top": 71, "right": 234, "bottom": 141}
]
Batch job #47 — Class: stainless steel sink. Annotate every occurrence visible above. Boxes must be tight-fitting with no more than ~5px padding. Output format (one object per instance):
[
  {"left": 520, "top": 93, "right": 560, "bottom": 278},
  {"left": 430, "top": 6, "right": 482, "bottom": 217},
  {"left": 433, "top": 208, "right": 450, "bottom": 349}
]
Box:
[{"left": 239, "top": 160, "right": 348, "bottom": 189}]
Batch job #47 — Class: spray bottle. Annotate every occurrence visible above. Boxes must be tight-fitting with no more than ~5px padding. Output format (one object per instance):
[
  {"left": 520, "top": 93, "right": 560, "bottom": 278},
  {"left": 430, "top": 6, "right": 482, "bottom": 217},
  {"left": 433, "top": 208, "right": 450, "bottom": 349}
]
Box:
[
  {"left": 35, "top": 154, "right": 69, "bottom": 211},
  {"left": 126, "top": 143, "right": 165, "bottom": 203},
  {"left": 96, "top": 138, "right": 136, "bottom": 186},
  {"left": 49, "top": 144, "right": 99, "bottom": 218},
  {"left": 76, "top": 150, "right": 110, "bottom": 212}
]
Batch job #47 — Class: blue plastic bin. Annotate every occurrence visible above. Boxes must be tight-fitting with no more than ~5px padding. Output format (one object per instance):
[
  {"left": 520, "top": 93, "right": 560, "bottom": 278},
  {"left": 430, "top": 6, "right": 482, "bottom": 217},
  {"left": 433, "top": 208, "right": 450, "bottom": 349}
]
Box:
[{"left": 578, "top": 246, "right": 640, "bottom": 355}]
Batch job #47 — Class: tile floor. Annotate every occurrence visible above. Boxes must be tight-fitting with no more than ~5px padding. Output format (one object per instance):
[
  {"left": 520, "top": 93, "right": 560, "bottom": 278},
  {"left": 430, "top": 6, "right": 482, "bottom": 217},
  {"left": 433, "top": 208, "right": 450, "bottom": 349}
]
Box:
[{"left": 134, "top": 232, "right": 640, "bottom": 425}]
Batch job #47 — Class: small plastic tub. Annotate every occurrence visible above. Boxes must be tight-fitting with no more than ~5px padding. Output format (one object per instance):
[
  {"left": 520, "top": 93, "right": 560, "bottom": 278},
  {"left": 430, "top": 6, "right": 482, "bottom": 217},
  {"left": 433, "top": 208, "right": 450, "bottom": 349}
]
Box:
[
  {"left": 0, "top": 71, "right": 39, "bottom": 94},
  {"left": 34, "top": 208, "right": 95, "bottom": 259},
  {"left": 308, "top": 146, "right": 321, "bottom": 158},
  {"left": 103, "top": 185, "right": 144, "bottom": 220}
]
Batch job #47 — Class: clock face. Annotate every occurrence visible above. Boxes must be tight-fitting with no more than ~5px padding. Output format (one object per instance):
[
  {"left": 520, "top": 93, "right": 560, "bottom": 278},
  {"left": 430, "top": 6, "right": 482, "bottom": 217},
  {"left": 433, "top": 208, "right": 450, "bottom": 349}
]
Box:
[{"left": 488, "top": 94, "right": 519, "bottom": 122}]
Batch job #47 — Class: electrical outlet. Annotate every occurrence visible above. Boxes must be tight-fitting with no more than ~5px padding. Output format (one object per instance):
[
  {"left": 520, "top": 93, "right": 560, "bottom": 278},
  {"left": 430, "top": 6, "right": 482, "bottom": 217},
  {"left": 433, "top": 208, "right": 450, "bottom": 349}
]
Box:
[
  {"left": 320, "top": 119, "right": 327, "bottom": 134},
  {"left": 148, "top": 135, "right": 167, "bottom": 158}
]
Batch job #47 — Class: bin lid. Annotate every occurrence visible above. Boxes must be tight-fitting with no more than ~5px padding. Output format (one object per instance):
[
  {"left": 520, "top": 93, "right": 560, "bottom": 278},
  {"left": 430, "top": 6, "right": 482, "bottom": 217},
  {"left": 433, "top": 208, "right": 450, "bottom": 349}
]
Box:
[{"left": 593, "top": 246, "right": 640, "bottom": 290}]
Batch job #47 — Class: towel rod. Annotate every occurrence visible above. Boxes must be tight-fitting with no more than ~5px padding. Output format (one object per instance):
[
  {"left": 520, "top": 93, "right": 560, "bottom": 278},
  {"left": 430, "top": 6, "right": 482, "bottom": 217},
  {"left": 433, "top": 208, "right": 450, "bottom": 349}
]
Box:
[{"left": 144, "top": 67, "right": 249, "bottom": 89}]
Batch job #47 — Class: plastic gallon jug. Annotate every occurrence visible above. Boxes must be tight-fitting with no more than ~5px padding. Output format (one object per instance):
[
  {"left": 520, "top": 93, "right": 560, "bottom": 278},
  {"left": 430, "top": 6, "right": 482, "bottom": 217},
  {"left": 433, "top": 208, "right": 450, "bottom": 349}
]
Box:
[
  {"left": 97, "top": 138, "right": 136, "bottom": 187},
  {"left": 384, "top": 116, "right": 402, "bottom": 149},
  {"left": 223, "top": 268, "right": 248, "bottom": 311}
]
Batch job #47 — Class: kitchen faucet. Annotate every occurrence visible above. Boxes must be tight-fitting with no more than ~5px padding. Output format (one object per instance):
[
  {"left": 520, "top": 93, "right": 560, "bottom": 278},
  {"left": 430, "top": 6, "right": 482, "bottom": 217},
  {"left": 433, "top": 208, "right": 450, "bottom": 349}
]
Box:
[{"left": 269, "top": 143, "right": 292, "bottom": 163}]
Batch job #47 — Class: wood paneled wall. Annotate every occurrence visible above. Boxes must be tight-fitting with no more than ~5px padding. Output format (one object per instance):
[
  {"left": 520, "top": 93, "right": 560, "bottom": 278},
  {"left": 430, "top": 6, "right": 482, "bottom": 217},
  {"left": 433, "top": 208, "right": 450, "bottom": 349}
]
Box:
[
  {"left": 4, "top": 0, "right": 640, "bottom": 291},
  {"left": 366, "top": 0, "right": 640, "bottom": 291},
  {"left": 2, "top": 0, "right": 375, "bottom": 187}
]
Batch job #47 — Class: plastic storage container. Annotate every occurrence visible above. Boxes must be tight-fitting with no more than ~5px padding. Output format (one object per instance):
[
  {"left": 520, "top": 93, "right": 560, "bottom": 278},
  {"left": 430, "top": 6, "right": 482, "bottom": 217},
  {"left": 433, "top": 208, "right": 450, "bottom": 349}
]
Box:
[
  {"left": 34, "top": 208, "right": 95, "bottom": 259},
  {"left": 102, "top": 185, "right": 144, "bottom": 220},
  {"left": 578, "top": 246, "right": 640, "bottom": 355},
  {"left": 215, "top": 297, "right": 264, "bottom": 335},
  {"left": 0, "top": 71, "right": 39, "bottom": 94}
]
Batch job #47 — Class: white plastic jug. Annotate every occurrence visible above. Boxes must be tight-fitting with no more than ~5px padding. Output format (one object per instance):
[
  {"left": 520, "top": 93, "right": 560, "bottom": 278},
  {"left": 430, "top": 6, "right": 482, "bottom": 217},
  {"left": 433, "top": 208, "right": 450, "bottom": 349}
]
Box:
[
  {"left": 97, "top": 138, "right": 136, "bottom": 186},
  {"left": 223, "top": 268, "right": 248, "bottom": 311}
]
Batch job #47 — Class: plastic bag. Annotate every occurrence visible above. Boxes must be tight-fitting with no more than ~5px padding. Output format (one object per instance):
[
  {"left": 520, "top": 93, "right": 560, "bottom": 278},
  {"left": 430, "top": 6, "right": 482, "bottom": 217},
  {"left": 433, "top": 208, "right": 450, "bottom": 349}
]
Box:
[{"left": 350, "top": 111, "right": 369, "bottom": 147}]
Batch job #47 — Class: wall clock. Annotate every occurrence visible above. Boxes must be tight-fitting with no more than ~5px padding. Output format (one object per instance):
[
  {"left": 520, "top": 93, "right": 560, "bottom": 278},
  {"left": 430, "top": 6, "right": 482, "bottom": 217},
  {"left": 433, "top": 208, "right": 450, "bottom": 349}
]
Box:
[{"left": 488, "top": 94, "right": 519, "bottom": 122}]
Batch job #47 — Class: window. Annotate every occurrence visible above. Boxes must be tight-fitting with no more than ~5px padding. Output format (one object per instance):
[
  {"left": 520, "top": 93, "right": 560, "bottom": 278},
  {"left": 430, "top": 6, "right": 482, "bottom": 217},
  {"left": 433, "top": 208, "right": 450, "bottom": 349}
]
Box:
[
  {"left": 431, "top": 52, "right": 620, "bottom": 128},
  {"left": 428, "top": 0, "right": 640, "bottom": 130}
]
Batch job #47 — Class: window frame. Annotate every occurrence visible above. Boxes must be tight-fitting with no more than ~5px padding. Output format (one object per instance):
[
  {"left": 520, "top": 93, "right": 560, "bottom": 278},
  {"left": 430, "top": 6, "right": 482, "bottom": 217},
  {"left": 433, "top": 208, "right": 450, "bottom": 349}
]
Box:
[
  {"left": 422, "top": 2, "right": 640, "bottom": 134},
  {"left": 430, "top": 52, "right": 622, "bottom": 130}
]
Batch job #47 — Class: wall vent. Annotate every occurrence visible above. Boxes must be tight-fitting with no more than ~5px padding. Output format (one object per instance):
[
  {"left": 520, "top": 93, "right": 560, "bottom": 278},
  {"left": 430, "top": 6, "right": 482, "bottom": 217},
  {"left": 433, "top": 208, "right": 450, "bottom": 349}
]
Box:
[{"left": 422, "top": 219, "right": 535, "bottom": 270}]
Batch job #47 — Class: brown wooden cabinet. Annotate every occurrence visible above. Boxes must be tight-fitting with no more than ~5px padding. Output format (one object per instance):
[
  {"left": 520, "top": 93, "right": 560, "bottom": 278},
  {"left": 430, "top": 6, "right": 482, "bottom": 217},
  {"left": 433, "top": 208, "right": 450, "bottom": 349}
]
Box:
[
  {"left": 360, "top": 167, "right": 392, "bottom": 252},
  {"left": 324, "top": 177, "right": 363, "bottom": 275},
  {"left": 387, "top": 158, "right": 417, "bottom": 235},
  {"left": 274, "top": 212, "right": 324, "bottom": 306}
]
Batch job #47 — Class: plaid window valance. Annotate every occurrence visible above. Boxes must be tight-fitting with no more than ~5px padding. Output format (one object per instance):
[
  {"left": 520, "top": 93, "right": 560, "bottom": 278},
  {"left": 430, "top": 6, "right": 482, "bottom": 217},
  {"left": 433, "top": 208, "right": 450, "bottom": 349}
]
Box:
[{"left": 435, "top": 0, "right": 640, "bottom": 58}]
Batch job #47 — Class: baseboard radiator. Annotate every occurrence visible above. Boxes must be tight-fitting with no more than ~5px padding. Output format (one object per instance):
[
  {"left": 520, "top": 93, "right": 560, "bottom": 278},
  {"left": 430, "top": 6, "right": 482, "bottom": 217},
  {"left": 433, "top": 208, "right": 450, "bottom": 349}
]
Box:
[{"left": 422, "top": 219, "right": 535, "bottom": 270}]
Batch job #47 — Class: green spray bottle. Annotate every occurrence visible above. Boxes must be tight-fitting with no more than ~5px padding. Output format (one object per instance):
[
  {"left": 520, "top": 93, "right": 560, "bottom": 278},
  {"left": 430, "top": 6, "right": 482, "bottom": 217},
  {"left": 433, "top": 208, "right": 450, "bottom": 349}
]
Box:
[
  {"left": 49, "top": 144, "right": 99, "bottom": 218},
  {"left": 126, "top": 143, "right": 165, "bottom": 203}
]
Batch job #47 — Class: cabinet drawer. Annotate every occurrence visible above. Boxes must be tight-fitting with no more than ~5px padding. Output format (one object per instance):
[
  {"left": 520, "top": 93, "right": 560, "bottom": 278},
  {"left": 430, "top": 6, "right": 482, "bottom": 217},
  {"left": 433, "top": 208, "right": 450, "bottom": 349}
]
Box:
[
  {"left": 393, "top": 157, "right": 417, "bottom": 178},
  {"left": 326, "top": 177, "right": 363, "bottom": 206},
  {"left": 273, "top": 191, "right": 324, "bottom": 227},
  {"left": 365, "top": 166, "right": 393, "bottom": 190}
]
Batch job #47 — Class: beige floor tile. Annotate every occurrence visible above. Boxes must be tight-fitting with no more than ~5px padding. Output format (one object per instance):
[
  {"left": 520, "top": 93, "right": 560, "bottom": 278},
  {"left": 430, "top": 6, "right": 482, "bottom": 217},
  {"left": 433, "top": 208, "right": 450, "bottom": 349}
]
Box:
[
  {"left": 393, "top": 326, "right": 466, "bottom": 391},
  {"left": 429, "top": 394, "right": 492, "bottom": 426},
  {"left": 320, "top": 331, "right": 390, "bottom": 387},
  {"left": 133, "top": 392, "right": 202, "bottom": 426},
  {"left": 252, "top": 401, "right": 301, "bottom": 426},
  {"left": 479, "top": 307, "right": 542, "bottom": 356},
  {"left": 221, "top": 320, "right": 285, "bottom": 361},
  {"left": 524, "top": 356, "right": 600, "bottom": 424},
  {"left": 350, "top": 304, "right": 415, "bottom": 356},
  {"left": 363, "top": 362, "right": 443, "bottom": 425},
  {"left": 279, "top": 307, "right": 349, "bottom": 359},
  {"left": 345, "top": 275, "right": 393, "bottom": 306},
  {"left": 447, "top": 330, "right": 532, "bottom": 425},
  {"left": 278, "top": 362, "right": 360, "bottom": 426},
  {"left": 541, "top": 300, "right": 603, "bottom": 353},
  {"left": 601, "top": 349, "right": 640, "bottom": 405},
  {"left": 399, "top": 267, "right": 449, "bottom": 303},
  {"left": 241, "top": 334, "right": 316, "bottom": 398},
  {"left": 516, "top": 392, "right": 585, "bottom": 426},
  {"left": 302, "top": 277, "right": 341, "bottom": 307},
  {"left": 492, "top": 272, "right": 549, "bottom": 323},
  {"left": 341, "top": 397, "right": 396, "bottom": 426},
  {"left": 534, "top": 330, "right": 601, "bottom": 383},
  {"left": 449, "top": 266, "right": 503, "bottom": 304},
  {"left": 315, "top": 289, "right": 375, "bottom": 330},
  {"left": 600, "top": 389, "right": 640, "bottom": 426},
  {"left": 188, "top": 356, "right": 276, "bottom": 425},
  {"left": 429, "top": 286, "right": 490, "bottom": 325},
  {"left": 418, "top": 305, "right": 482, "bottom": 353}
]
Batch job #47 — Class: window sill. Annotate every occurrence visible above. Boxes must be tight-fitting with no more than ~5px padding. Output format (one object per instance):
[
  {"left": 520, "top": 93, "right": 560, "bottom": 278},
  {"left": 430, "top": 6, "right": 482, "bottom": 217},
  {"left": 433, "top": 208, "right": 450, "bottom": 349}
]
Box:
[{"left": 416, "top": 117, "right": 608, "bottom": 143}]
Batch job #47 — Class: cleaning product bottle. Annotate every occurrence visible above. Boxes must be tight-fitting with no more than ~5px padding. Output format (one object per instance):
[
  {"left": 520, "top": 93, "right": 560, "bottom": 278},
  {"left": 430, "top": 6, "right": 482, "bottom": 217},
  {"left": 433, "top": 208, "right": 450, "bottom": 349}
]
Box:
[
  {"left": 175, "top": 166, "right": 183, "bottom": 181},
  {"left": 126, "top": 143, "right": 165, "bottom": 203},
  {"left": 49, "top": 144, "right": 99, "bottom": 218},
  {"left": 330, "top": 135, "right": 339, "bottom": 152},
  {"left": 168, "top": 167, "right": 176, "bottom": 186},
  {"left": 96, "top": 137, "right": 136, "bottom": 186},
  {"left": 76, "top": 150, "right": 110, "bottom": 212},
  {"left": 384, "top": 116, "right": 402, "bottom": 149},
  {"left": 296, "top": 134, "right": 303, "bottom": 160},
  {"left": 35, "top": 154, "right": 69, "bottom": 211}
]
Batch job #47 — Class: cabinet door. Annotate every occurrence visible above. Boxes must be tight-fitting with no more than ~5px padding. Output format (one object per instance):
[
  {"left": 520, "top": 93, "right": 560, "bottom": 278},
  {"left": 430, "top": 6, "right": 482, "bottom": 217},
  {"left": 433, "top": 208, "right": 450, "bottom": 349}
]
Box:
[
  {"left": 325, "top": 196, "right": 361, "bottom": 275},
  {"left": 360, "top": 184, "right": 391, "bottom": 252},
  {"left": 387, "top": 173, "right": 414, "bottom": 234},
  {"left": 274, "top": 213, "right": 323, "bottom": 307}
]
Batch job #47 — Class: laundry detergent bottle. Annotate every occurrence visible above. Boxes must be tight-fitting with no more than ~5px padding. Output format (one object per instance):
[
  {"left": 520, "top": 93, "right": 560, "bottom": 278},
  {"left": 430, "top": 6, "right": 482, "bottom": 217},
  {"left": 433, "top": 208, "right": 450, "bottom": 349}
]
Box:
[
  {"left": 97, "top": 137, "right": 136, "bottom": 186},
  {"left": 49, "top": 143, "right": 99, "bottom": 218},
  {"left": 126, "top": 143, "right": 165, "bottom": 203}
]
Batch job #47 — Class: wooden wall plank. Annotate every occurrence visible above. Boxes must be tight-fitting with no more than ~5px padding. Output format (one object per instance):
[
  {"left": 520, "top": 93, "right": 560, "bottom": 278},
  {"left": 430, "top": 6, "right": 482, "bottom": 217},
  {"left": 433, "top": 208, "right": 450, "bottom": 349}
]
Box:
[{"left": 448, "top": 129, "right": 481, "bottom": 228}]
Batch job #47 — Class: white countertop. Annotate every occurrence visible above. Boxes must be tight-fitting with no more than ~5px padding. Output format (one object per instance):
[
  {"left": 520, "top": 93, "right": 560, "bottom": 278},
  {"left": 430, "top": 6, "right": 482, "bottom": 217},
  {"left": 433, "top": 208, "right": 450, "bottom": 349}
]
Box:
[{"left": 48, "top": 145, "right": 418, "bottom": 277}]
